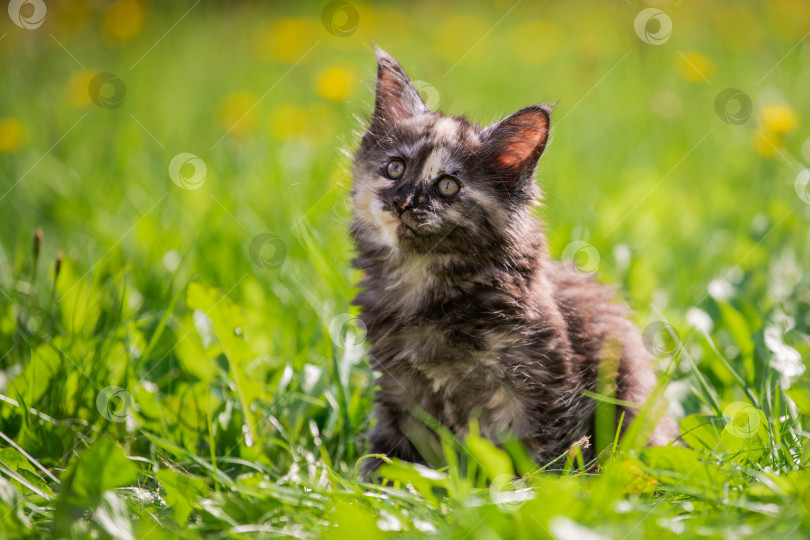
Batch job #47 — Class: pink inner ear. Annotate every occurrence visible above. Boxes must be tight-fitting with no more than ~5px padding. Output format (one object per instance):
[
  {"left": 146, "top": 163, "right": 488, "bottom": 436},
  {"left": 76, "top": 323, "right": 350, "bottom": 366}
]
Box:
[
  {"left": 374, "top": 53, "right": 426, "bottom": 122},
  {"left": 377, "top": 76, "right": 401, "bottom": 113},
  {"left": 495, "top": 128, "right": 547, "bottom": 169}
]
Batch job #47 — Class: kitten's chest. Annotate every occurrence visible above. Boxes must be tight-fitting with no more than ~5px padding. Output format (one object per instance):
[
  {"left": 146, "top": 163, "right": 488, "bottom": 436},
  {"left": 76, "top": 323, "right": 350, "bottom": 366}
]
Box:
[
  {"left": 377, "top": 258, "right": 448, "bottom": 314},
  {"left": 376, "top": 323, "right": 534, "bottom": 438},
  {"left": 359, "top": 260, "right": 556, "bottom": 439}
]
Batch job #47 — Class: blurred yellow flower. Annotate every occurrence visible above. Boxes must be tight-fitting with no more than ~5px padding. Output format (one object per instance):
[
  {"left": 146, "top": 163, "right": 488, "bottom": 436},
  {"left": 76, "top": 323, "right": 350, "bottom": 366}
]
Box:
[
  {"left": 752, "top": 103, "right": 798, "bottom": 158},
  {"left": 676, "top": 52, "right": 714, "bottom": 83},
  {"left": 219, "top": 91, "right": 259, "bottom": 137},
  {"left": 253, "top": 18, "right": 319, "bottom": 63},
  {"left": 509, "top": 21, "right": 563, "bottom": 65},
  {"left": 316, "top": 67, "right": 356, "bottom": 101},
  {"left": 768, "top": 0, "right": 810, "bottom": 40},
  {"left": 758, "top": 104, "right": 798, "bottom": 135},
  {"left": 752, "top": 130, "right": 781, "bottom": 158},
  {"left": 0, "top": 118, "right": 27, "bottom": 153},
  {"left": 67, "top": 69, "right": 99, "bottom": 108},
  {"left": 360, "top": 7, "right": 403, "bottom": 42},
  {"left": 270, "top": 104, "right": 308, "bottom": 140},
  {"left": 103, "top": 0, "right": 145, "bottom": 44}
]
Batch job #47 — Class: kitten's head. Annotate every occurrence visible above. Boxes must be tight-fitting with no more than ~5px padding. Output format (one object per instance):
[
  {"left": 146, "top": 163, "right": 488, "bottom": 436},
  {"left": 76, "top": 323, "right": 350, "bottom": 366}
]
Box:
[{"left": 352, "top": 48, "right": 552, "bottom": 256}]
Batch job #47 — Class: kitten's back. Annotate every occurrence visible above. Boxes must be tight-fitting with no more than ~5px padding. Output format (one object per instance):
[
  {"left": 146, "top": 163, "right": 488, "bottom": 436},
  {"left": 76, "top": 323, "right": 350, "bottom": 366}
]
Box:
[{"left": 546, "top": 263, "right": 676, "bottom": 445}]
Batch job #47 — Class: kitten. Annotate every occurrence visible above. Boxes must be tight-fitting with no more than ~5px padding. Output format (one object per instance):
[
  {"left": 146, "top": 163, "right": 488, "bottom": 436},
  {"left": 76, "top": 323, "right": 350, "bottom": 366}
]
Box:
[{"left": 351, "top": 48, "right": 674, "bottom": 476}]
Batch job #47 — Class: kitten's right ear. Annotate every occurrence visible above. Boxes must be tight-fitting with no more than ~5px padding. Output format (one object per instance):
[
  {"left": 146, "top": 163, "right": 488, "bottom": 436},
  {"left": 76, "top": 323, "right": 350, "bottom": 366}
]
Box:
[
  {"left": 371, "top": 47, "right": 427, "bottom": 125},
  {"left": 481, "top": 105, "right": 552, "bottom": 191}
]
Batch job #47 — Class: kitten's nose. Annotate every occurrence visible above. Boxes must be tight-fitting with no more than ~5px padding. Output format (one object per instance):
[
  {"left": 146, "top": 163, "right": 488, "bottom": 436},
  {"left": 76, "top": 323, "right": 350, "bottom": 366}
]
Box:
[{"left": 393, "top": 197, "right": 410, "bottom": 215}]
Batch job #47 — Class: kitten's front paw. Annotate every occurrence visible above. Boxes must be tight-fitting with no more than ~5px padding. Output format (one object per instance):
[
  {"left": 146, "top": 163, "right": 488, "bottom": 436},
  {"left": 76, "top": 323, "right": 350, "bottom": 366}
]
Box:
[{"left": 357, "top": 454, "right": 389, "bottom": 482}]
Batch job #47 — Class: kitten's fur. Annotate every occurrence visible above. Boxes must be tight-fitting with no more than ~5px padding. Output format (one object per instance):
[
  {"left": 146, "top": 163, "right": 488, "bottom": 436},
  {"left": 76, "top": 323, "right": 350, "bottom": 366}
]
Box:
[{"left": 351, "top": 48, "right": 673, "bottom": 475}]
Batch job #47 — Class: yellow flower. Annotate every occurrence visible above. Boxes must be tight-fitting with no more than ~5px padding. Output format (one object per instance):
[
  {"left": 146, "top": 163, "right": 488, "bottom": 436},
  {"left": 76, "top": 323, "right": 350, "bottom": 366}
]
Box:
[
  {"left": 270, "top": 104, "right": 308, "bottom": 140},
  {"left": 219, "top": 91, "right": 259, "bottom": 137},
  {"left": 758, "top": 104, "right": 798, "bottom": 135},
  {"left": 676, "top": 52, "right": 715, "bottom": 83},
  {"left": 102, "top": 0, "right": 145, "bottom": 45},
  {"left": 0, "top": 118, "right": 27, "bottom": 153},
  {"left": 360, "top": 7, "right": 401, "bottom": 42},
  {"left": 768, "top": 0, "right": 810, "bottom": 40},
  {"left": 752, "top": 103, "right": 798, "bottom": 159},
  {"left": 66, "top": 69, "right": 99, "bottom": 108},
  {"left": 316, "top": 67, "right": 356, "bottom": 102},
  {"left": 752, "top": 130, "right": 781, "bottom": 158},
  {"left": 253, "top": 18, "right": 319, "bottom": 63}
]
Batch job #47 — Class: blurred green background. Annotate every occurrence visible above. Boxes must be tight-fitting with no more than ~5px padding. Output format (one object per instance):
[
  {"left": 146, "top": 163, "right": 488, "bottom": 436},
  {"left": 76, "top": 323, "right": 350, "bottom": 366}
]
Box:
[
  {"left": 2, "top": 0, "right": 808, "bottom": 317},
  {"left": 1, "top": 0, "right": 810, "bottom": 538}
]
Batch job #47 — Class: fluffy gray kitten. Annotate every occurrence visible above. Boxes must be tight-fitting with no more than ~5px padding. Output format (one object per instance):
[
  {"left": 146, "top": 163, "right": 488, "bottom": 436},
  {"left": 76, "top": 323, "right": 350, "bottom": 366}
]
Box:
[{"left": 351, "top": 48, "right": 673, "bottom": 476}]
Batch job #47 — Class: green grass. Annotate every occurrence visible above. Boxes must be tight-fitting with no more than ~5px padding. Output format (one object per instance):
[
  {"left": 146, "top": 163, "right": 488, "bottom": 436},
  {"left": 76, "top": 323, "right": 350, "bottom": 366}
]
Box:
[{"left": 2, "top": 1, "right": 810, "bottom": 538}]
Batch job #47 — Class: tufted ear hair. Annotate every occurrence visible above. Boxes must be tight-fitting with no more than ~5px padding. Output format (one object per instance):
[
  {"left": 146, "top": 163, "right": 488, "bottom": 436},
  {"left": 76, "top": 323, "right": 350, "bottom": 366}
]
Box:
[
  {"left": 371, "top": 46, "right": 427, "bottom": 126},
  {"left": 481, "top": 104, "right": 552, "bottom": 190}
]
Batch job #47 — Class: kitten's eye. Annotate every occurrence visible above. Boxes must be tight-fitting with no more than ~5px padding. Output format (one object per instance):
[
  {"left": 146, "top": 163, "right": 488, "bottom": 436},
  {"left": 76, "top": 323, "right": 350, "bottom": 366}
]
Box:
[
  {"left": 436, "top": 176, "right": 461, "bottom": 197},
  {"left": 385, "top": 159, "right": 405, "bottom": 179}
]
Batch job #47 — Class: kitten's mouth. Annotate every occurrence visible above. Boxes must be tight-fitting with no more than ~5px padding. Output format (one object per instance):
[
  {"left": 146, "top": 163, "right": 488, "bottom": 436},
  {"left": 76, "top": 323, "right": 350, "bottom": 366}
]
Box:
[
  {"left": 393, "top": 212, "right": 443, "bottom": 249},
  {"left": 398, "top": 221, "right": 421, "bottom": 236},
  {"left": 393, "top": 218, "right": 451, "bottom": 253},
  {"left": 396, "top": 211, "right": 434, "bottom": 237}
]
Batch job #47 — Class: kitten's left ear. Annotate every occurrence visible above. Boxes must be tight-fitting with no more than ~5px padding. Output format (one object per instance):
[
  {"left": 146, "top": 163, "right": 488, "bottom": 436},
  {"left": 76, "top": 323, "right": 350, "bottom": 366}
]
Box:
[
  {"left": 371, "top": 46, "right": 427, "bottom": 125},
  {"left": 482, "top": 105, "right": 552, "bottom": 189}
]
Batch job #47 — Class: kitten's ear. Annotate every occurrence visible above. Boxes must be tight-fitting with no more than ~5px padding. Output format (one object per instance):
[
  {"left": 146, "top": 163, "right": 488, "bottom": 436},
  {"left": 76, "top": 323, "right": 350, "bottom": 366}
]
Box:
[
  {"left": 482, "top": 105, "right": 552, "bottom": 189},
  {"left": 371, "top": 47, "right": 427, "bottom": 124}
]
